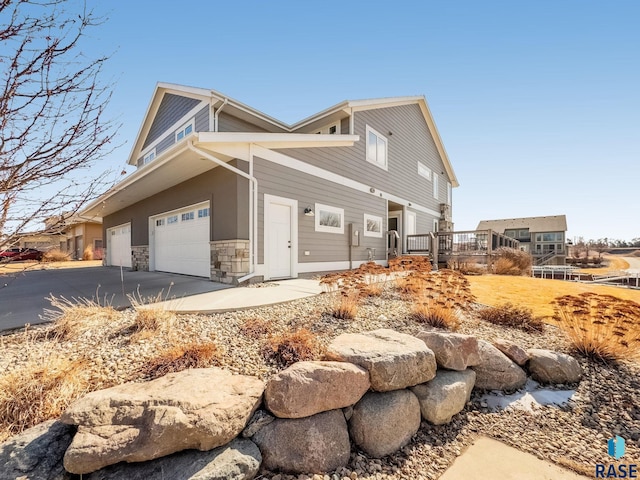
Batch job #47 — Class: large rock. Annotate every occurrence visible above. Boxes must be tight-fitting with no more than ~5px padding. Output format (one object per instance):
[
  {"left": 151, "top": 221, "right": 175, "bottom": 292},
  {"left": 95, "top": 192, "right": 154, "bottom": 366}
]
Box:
[
  {"left": 325, "top": 329, "right": 437, "bottom": 391},
  {"left": 61, "top": 368, "right": 264, "bottom": 474},
  {"left": 0, "top": 420, "right": 75, "bottom": 480},
  {"left": 527, "top": 349, "right": 582, "bottom": 384},
  {"left": 416, "top": 331, "right": 481, "bottom": 371},
  {"left": 411, "top": 369, "right": 476, "bottom": 425},
  {"left": 472, "top": 340, "right": 527, "bottom": 391},
  {"left": 84, "top": 438, "right": 261, "bottom": 480},
  {"left": 349, "top": 390, "right": 421, "bottom": 458},
  {"left": 253, "top": 409, "right": 350, "bottom": 474},
  {"left": 492, "top": 339, "right": 529, "bottom": 366},
  {"left": 264, "top": 361, "right": 370, "bottom": 418}
]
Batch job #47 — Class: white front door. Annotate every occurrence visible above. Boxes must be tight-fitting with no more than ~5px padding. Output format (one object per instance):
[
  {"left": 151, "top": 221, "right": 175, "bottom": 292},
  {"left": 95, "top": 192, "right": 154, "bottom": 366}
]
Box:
[
  {"left": 107, "top": 223, "right": 132, "bottom": 268},
  {"left": 265, "top": 195, "right": 297, "bottom": 280}
]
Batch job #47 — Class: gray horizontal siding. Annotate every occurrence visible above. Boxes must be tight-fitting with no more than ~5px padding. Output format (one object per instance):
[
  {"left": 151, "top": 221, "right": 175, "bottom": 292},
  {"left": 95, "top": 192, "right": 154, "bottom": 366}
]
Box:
[
  {"left": 195, "top": 105, "right": 209, "bottom": 132},
  {"left": 275, "top": 104, "right": 451, "bottom": 213},
  {"left": 254, "top": 156, "right": 387, "bottom": 265},
  {"left": 218, "top": 112, "right": 269, "bottom": 132},
  {"left": 143, "top": 94, "right": 201, "bottom": 149}
]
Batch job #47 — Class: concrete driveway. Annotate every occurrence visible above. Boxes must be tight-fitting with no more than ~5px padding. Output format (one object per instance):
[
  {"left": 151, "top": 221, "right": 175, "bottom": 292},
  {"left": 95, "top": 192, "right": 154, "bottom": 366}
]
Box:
[{"left": 0, "top": 266, "right": 231, "bottom": 332}]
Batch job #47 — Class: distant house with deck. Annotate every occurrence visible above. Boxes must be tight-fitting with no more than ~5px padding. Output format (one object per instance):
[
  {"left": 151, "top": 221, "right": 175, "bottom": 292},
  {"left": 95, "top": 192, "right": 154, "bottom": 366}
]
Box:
[{"left": 476, "top": 215, "right": 568, "bottom": 265}]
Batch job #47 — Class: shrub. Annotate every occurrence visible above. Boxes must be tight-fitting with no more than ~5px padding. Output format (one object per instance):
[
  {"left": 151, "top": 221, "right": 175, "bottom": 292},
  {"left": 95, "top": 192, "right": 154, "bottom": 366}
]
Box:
[
  {"left": 140, "top": 341, "right": 221, "bottom": 380},
  {"left": 411, "top": 298, "right": 460, "bottom": 330},
  {"left": 240, "top": 317, "right": 273, "bottom": 339},
  {"left": 492, "top": 247, "right": 532, "bottom": 276},
  {"left": 41, "top": 249, "right": 71, "bottom": 262},
  {"left": 553, "top": 293, "right": 640, "bottom": 361},
  {"left": 478, "top": 303, "right": 545, "bottom": 333},
  {"left": 82, "top": 245, "right": 94, "bottom": 260},
  {"left": 0, "top": 357, "right": 91, "bottom": 441},
  {"left": 263, "top": 328, "right": 324, "bottom": 368},
  {"left": 331, "top": 290, "right": 359, "bottom": 320},
  {"left": 44, "top": 295, "right": 118, "bottom": 341},
  {"left": 447, "top": 257, "right": 486, "bottom": 275}
]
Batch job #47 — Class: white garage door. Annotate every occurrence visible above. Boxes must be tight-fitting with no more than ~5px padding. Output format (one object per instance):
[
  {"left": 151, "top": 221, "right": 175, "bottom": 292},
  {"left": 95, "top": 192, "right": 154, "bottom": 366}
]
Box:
[
  {"left": 151, "top": 202, "right": 210, "bottom": 278},
  {"left": 107, "top": 223, "right": 132, "bottom": 268}
]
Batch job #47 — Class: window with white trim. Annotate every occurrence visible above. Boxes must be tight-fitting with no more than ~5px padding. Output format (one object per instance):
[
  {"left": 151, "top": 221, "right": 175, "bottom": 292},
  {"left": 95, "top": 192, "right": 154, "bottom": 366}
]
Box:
[
  {"left": 156, "top": 218, "right": 165, "bottom": 227},
  {"left": 143, "top": 149, "right": 156, "bottom": 165},
  {"left": 198, "top": 208, "right": 210, "bottom": 218},
  {"left": 433, "top": 173, "right": 439, "bottom": 199},
  {"left": 181, "top": 211, "right": 195, "bottom": 221},
  {"left": 447, "top": 182, "right": 452, "bottom": 205},
  {"left": 418, "top": 162, "right": 431, "bottom": 180},
  {"left": 366, "top": 125, "right": 388, "bottom": 170},
  {"left": 167, "top": 215, "right": 178, "bottom": 224},
  {"left": 315, "top": 203, "right": 344, "bottom": 234},
  {"left": 364, "top": 214, "right": 383, "bottom": 238},
  {"left": 175, "top": 119, "right": 194, "bottom": 142}
]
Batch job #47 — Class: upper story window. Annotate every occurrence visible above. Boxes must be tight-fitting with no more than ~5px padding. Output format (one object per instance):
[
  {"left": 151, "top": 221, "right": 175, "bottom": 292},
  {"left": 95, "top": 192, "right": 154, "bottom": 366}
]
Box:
[
  {"left": 366, "top": 125, "right": 387, "bottom": 170},
  {"left": 175, "top": 119, "right": 194, "bottom": 142},
  {"left": 143, "top": 149, "right": 156, "bottom": 165},
  {"left": 418, "top": 162, "right": 431, "bottom": 180},
  {"left": 315, "top": 122, "right": 340, "bottom": 135},
  {"left": 433, "top": 173, "right": 439, "bottom": 199}
]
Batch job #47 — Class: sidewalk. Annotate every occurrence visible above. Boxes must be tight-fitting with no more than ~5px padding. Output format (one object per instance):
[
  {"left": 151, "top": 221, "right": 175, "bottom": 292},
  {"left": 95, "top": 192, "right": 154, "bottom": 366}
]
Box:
[
  {"left": 439, "top": 437, "right": 590, "bottom": 480},
  {"left": 149, "top": 278, "right": 323, "bottom": 313}
]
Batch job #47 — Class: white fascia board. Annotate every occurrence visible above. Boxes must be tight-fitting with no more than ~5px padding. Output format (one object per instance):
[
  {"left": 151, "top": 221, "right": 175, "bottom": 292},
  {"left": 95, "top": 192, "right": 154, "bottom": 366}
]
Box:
[
  {"left": 417, "top": 99, "right": 459, "bottom": 188},
  {"left": 289, "top": 100, "right": 350, "bottom": 130},
  {"left": 348, "top": 96, "right": 424, "bottom": 109},
  {"left": 196, "top": 132, "right": 359, "bottom": 148},
  {"left": 252, "top": 146, "right": 441, "bottom": 218}
]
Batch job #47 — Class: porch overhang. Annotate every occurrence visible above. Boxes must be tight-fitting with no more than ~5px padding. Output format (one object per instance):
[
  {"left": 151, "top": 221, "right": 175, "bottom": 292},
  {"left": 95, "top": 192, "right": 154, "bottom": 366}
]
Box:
[{"left": 80, "top": 132, "right": 359, "bottom": 221}]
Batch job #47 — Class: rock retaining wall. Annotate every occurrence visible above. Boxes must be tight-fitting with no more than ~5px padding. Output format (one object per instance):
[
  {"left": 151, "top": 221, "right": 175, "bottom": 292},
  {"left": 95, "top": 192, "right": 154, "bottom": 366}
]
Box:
[{"left": 0, "top": 329, "right": 582, "bottom": 479}]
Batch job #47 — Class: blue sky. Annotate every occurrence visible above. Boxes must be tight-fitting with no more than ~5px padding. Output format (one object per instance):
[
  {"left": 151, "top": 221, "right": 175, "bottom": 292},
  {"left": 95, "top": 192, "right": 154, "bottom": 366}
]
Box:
[{"left": 84, "top": 0, "right": 638, "bottom": 241}]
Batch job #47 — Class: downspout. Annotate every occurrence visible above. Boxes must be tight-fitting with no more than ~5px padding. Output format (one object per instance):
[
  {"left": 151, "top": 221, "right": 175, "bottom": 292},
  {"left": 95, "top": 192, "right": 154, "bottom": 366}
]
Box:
[
  {"left": 188, "top": 141, "right": 259, "bottom": 284},
  {"left": 213, "top": 98, "right": 228, "bottom": 132}
]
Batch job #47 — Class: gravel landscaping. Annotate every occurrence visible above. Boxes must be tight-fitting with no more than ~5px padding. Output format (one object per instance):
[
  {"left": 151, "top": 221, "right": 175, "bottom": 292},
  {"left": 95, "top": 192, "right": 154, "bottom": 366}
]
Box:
[{"left": 1, "top": 281, "right": 639, "bottom": 479}]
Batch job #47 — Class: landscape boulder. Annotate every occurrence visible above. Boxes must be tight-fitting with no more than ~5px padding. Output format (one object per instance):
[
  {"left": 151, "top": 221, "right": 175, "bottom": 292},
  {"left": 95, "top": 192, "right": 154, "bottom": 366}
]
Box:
[
  {"left": 416, "top": 330, "right": 481, "bottom": 371},
  {"left": 253, "top": 409, "right": 350, "bottom": 474},
  {"left": 325, "top": 329, "right": 437, "bottom": 391},
  {"left": 0, "top": 420, "right": 75, "bottom": 480},
  {"left": 527, "top": 349, "right": 582, "bottom": 384},
  {"left": 472, "top": 340, "right": 527, "bottom": 391},
  {"left": 411, "top": 369, "right": 476, "bottom": 425},
  {"left": 492, "top": 339, "right": 529, "bottom": 366},
  {"left": 349, "top": 390, "right": 421, "bottom": 458},
  {"left": 61, "top": 368, "right": 264, "bottom": 474},
  {"left": 264, "top": 361, "right": 370, "bottom": 418},
  {"left": 83, "top": 438, "right": 261, "bottom": 480}
]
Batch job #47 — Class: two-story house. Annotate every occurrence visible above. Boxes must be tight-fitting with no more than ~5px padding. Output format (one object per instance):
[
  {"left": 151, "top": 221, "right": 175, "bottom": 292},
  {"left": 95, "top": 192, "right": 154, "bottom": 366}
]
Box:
[
  {"left": 476, "top": 215, "right": 568, "bottom": 265},
  {"left": 81, "top": 83, "right": 458, "bottom": 283}
]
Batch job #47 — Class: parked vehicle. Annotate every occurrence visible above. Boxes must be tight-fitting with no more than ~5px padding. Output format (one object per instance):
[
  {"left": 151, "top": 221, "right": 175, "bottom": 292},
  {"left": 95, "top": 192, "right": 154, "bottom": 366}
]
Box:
[{"left": 0, "top": 248, "right": 44, "bottom": 262}]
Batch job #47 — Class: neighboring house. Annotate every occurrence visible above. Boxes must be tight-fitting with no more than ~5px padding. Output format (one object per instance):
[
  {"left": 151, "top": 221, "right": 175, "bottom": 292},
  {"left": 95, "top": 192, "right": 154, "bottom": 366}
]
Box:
[
  {"left": 476, "top": 215, "right": 568, "bottom": 265},
  {"left": 81, "top": 83, "right": 458, "bottom": 283},
  {"left": 45, "top": 214, "right": 103, "bottom": 259}
]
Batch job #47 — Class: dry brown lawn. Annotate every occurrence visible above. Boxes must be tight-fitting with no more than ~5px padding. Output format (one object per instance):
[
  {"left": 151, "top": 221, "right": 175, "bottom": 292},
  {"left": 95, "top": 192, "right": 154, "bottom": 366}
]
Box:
[
  {"left": 468, "top": 274, "right": 640, "bottom": 320},
  {"left": 578, "top": 255, "right": 630, "bottom": 274}
]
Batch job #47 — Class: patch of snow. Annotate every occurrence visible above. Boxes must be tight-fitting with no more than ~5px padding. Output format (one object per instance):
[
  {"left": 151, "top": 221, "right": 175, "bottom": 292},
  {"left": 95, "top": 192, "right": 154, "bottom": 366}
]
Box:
[{"left": 480, "top": 379, "right": 576, "bottom": 413}]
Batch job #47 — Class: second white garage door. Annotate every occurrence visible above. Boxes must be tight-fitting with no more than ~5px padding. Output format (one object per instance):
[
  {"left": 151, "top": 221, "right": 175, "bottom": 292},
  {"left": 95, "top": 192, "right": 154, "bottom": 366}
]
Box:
[
  {"left": 107, "top": 223, "right": 132, "bottom": 268},
  {"left": 151, "top": 202, "right": 211, "bottom": 278}
]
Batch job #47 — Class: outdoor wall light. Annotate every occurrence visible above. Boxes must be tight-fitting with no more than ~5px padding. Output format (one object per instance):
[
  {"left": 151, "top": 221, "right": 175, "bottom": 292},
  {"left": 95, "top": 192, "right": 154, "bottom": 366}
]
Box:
[{"left": 304, "top": 207, "right": 315, "bottom": 216}]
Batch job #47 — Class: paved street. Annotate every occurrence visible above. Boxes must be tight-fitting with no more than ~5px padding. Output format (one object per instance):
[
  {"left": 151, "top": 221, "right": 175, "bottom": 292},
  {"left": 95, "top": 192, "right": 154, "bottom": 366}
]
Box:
[{"left": 0, "top": 266, "right": 230, "bottom": 332}]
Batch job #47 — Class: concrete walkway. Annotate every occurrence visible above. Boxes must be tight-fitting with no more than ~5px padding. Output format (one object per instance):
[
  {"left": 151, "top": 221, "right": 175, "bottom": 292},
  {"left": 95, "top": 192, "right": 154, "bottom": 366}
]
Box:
[
  {"left": 440, "top": 437, "right": 590, "bottom": 480},
  {"left": 148, "top": 278, "right": 323, "bottom": 313}
]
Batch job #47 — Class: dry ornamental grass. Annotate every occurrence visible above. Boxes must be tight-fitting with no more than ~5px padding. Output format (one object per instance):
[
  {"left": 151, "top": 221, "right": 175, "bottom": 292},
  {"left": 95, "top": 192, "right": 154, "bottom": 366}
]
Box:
[
  {"left": 262, "top": 328, "right": 325, "bottom": 368},
  {"left": 140, "top": 341, "right": 222, "bottom": 380},
  {"left": 478, "top": 303, "right": 545, "bottom": 333},
  {"left": 553, "top": 293, "right": 640, "bottom": 361}
]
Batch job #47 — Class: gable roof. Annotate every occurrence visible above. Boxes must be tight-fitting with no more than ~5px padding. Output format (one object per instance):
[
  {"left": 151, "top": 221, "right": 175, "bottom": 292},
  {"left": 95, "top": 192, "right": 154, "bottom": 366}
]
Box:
[
  {"left": 128, "top": 83, "right": 458, "bottom": 186},
  {"left": 476, "top": 215, "right": 568, "bottom": 233}
]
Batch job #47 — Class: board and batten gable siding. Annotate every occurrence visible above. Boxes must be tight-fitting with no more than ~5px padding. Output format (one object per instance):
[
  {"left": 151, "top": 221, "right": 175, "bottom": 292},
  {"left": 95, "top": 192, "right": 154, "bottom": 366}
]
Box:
[
  {"left": 103, "top": 160, "right": 249, "bottom": 246},
  {"left": 142, "top": 94, "right": 202, "bottom": 149},
  {"left": 217, "top": 111, "right": 269, "bottom": 133},
  {"left": 137, "top": 105, "right": 210, "bottom": 167},
  {"left": 254, "top": 156, "right": 386, "bottom": 265},
  {"left": 277, "top": 104, "right": 450, "bottom": 213}
]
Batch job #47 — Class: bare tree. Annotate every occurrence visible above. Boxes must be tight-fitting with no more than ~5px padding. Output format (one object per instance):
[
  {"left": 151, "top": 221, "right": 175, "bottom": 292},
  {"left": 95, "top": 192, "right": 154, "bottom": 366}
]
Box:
[{"left": 0, "top": 0, "right": 118, "bottom": 249}]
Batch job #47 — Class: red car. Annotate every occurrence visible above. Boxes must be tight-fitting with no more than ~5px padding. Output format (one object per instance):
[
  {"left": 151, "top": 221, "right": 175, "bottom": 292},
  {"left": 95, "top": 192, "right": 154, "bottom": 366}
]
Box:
[{"left": 0, "top": 248, "right": 44, "bottom": 262}]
